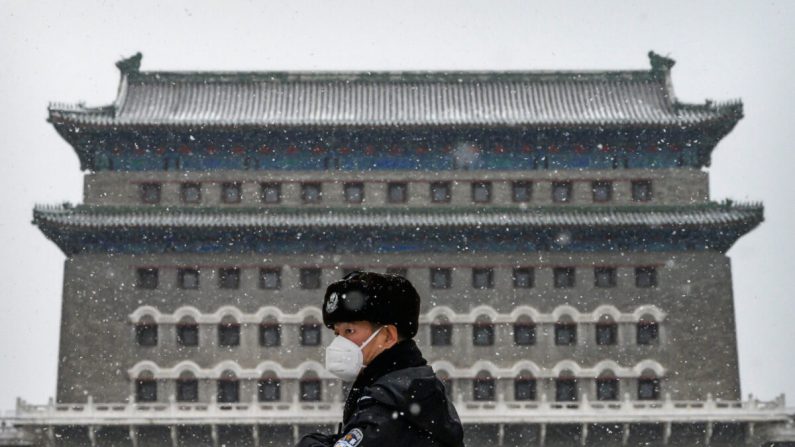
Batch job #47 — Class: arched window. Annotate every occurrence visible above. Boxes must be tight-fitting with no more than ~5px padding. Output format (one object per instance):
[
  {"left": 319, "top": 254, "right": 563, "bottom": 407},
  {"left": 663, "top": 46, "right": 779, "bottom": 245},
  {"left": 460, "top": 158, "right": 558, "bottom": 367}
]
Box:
[
  {"left": 300, "top": 372, "right": 322, "bottom": 402},
  {"left": 638, "top": 369, "right": 660, "bottom": 400},
  {"left": 472, "top": 315, "right": 494, "bottom": 346},
  {"left": 259, "top": 317, "right": 281, "bottom": 347},
  {"left": 177, "top": 371, "right": 198, "bottom": 402},
  {"left": 514, "top": 371, "right": 536, "bottom": 401},
  {"left": 513, "top": 315, "right": 536, "bottom": 346},
  {"left": 218, "top": 315, "right": 240, "bottom": 347},
  {"left": 177, "top": 317, "right": 199, "bottom": 347},
  {"left": 258, "top": 372, "right": 281, "bottom": 402},
  {"left": 596, "top": 370, "right": 619, "bottom": 401},
  {"left": 135, "top": 316, "right": 158, "bottom": 347},
  {"left": 437, "top": 371, "right": 453, "bottom": 400},
  {"left": 554, "top": 315, "right": 577, "bottom": 346},
  {"left": 473, "top": 371, "right": 495, "bottom": 401},
  {"left": 555, "top": 370, "right": 577, "bottom": 402},
  {"left": 135, "top": 371, "right": 157, "bottom": 402},
  {"left": 217, "top": 370, "right": 239, "bottom": 403},
  {"left": 301, "top": 318, "right": 322, "bottom": 346},
  {"left": 596, "top": 314, "right": 617, "bottom": 346},
  {"left": 637, "top": 315, "right": 659, "bottom": 345},
  {"left": 430, "top": 316, "right": 452, "bottom": 346}
]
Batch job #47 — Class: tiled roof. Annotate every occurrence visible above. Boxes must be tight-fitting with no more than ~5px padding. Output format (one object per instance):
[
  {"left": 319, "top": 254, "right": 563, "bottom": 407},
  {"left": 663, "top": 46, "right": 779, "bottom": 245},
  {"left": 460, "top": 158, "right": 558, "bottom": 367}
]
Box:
[
  {"left": 33, "top": 203, "right": 763, "bottom": 230},
  {"left": 47, "top": 53, "right": 742, "bottom": 129}
]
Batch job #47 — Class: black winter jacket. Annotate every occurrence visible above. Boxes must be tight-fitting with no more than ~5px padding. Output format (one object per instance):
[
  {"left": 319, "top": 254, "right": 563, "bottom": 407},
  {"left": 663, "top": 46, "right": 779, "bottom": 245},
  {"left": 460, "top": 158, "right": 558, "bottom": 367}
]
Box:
[{"left": 296, "top": 339, "right": 465, "bottom": 447}]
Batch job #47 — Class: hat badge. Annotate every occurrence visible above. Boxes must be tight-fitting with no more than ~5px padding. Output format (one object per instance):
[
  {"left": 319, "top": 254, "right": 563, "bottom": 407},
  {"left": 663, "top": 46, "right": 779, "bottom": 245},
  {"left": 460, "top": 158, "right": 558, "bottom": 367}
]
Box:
[{"left": 326, "top": 292, "right": 339, "bottom": 313}]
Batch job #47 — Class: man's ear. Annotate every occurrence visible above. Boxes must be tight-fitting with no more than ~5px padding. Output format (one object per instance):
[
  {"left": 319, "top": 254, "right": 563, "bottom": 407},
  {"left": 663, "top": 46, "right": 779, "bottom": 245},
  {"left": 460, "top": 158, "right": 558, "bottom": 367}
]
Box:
[{"left": 384, "top": 324, "right": 399, "bottom": 347}]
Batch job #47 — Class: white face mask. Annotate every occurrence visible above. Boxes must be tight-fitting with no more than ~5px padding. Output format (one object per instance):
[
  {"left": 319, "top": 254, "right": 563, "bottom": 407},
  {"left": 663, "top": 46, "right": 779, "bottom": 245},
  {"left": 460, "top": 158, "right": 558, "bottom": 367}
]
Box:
[{"left": 324, "top": 327, "right": 383, "bottom": 382}]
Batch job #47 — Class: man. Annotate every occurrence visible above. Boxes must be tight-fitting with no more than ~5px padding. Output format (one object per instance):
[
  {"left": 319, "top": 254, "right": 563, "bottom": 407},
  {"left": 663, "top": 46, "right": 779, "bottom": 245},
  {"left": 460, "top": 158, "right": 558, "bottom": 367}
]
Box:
[{"left": 296, "top": 271, "right": 465, "bottom": 447}]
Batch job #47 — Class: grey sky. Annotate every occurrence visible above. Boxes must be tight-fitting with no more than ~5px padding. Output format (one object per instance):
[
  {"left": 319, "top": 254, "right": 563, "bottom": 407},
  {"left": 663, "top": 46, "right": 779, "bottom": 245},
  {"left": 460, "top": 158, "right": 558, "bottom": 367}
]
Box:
[{"left": 1, "top": 0, "right": 793, "bottom": 410}]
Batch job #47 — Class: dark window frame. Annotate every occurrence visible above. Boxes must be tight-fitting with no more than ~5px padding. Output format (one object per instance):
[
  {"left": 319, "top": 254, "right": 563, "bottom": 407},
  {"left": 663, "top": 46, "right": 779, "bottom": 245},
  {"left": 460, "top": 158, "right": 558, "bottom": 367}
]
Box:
[
  {"left": 430, "top": 268, "right": 452, "bottom": 289},
  {"left": 260, "top": 182, "right": 282, "bottom": 204},
  {"left": 553, "top": 267, "right": 576, "bottom": 288},
  {"left": 180, "top": 182, "right": 202, "bottom": 204},
  {"left": 471, "top": 181, "right": 492, "bottom": 203},
  {"left": 512, "top": 267, "right": 534, "bottom": 288},
  {"left": 135, "top": 323, "right": 158, "bottom": 347},
  {"left": 387, "top": 182, "right": 408, "bottom": 204},
  {"left": 514, "top": 377, "right": 537, "bottom": 401},
  {"left": 513, "top": 322, "right": 536, "bottom": 346},
  {"left": 555, "top": 377, "right": 578, "bottom": 402},
  {"left": 259, "top": 323, "right": 281, "bottom": 347},
  {"left": 554, "top": 322, "right": 577, "bottom": 346},
  {"left": 258, "top": 377, "right": 281, "bottom": 402},
  {"left": 635, "top": 266, "right": 658, "bottom": 288},
  {"left": 591, "top": 180, "right": 613, "bottom": 203},
  {"left": 631, "top": 180, "right": 653, "bottom": 202},
  {"left": 472, "top": 322, "right": 495, "bottom": 346},
  {"left": 221, "top": 182, "right": 243, "bottom": 204},
  {"left": 472, "top": 267, "right": 495, "bottom": 289},
  {"left": 135, "top": 378, "right": 157, "bottom": 402},
  {"left": 637, "top": 320, "right": 659, "bottom": 345},
  {"left": 511, "top": 181, "right": 533, "bottom": 203},
  {"left": 300, "top": 322, "right": 322, "bottom": 346},
  {"left": 176, "top": 322, "right": 199, "bottom": 347},
  {"left": 594, "top": 267, "right": 617, "bottom": 288},
  {"left": 136, "top": 267, "right": 159, "bottom": 289},
  {"left": 596, "top": 322, "right": 618, "bottom": 346},
  {"left": 430, "top": 323, "right": 452, "bottom": 346},
  {"left": 176, "top": 378, "right": 199, "bottom": 402},
  {"left": 638, "top": 377, "right": 661, "bottom": 400},
  {"left": 217, "top": 378, "right": 240, "bottom": 403},
  {"left": 218, "top": 322, "right": 241, "bottom": 347},
  {"left": 299, "top": 268, "right": 322, "bottom": 289},
  {"left": 343, "top": 182, "right": 365, "bottom": 204},
  {"left": 139, "top": 183, "right": 161, "bottom": 204},
  {"left": 300, "top": 378, "right": 322, "bottom": 402},
  {"left": 218, "top": 267, "right": 241, "bottom": 290},
  {"left": 430, "top": 181, "right": 452, "bottom": 203},
  {"left": 259, "top": 268, "right": 282, "bottom": 290},
  {"left": 596, "top": 377, "right": 619, "bottom": 401},
  {"left": 473, "top": 377, "right": 496, "bottom": 401},
  {"left": 178, "top": 268, "right": 200, "bottom": 290},
  {"left": 551, "top": 181, "right": 573, "bottom": 203},
  {"left": 301, "top": 182, "right": 323, "bottom": 204}
]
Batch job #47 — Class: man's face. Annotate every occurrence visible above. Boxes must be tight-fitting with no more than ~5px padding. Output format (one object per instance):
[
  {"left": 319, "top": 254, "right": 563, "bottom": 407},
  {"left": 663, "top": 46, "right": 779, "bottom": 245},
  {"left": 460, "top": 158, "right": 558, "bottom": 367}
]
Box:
[{"left": 332, "top": 320, "right": 391, "bottom": 366}]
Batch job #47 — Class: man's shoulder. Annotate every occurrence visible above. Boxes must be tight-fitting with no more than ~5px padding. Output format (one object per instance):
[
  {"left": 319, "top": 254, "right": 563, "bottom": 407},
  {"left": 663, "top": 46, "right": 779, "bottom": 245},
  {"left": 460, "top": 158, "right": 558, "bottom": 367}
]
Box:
[{"left": 362, "top": 365, "right": 442, "bottom": 408}]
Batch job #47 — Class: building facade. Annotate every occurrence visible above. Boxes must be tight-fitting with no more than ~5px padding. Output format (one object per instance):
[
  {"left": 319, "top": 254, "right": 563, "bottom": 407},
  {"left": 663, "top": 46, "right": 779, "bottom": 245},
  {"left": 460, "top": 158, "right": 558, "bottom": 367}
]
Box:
[{"left": 8, "top": 52, "right": 795, "bottom": 446}]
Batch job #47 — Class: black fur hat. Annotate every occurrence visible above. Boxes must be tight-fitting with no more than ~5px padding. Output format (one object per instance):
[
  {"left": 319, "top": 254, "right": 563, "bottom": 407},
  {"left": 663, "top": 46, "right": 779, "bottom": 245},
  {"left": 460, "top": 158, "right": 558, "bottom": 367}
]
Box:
[{"left": 322, "top": 271, "right": 421, "bottom": 339}]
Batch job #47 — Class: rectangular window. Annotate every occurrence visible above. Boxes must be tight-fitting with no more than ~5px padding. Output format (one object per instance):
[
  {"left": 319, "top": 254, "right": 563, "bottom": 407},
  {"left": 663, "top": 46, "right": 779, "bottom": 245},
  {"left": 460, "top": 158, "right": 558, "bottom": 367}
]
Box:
[
  {"left": 512, "top": 181, "right": 532, "bottom": 203},
  {"left": 637, "top": 321, "right": 659, "bottom": 345},
  {"left": 344, "top": 182, "right": 365, "bottom": 203},
  {"left": 181, "top": 183, "right": 202, "bottom": 204},
  {"left": 387, "top": 182, "right": 408, "bottom": 203},
  {"left": 218, "top": 324, "right": 240, "bottom": 347},
  {"left": 430, "top": 324, "right": 452, "bottom": 346},
  {"left": 552, "top": 181, "right": 572, "bottom": 203},
  {"left": 514, "top": 323, "right": 535, "bottom": 346},
  {"left": 259, "top": 268, "right": 281, "bottom": 290},
  {"left": 258, "top": 380, "right": 281, "bottom": 402},
  {"left": 430, "top": 182, "right": 451, "bottom": 203},
  {"left": 178, "top": 268, "right": 200, "bottom": 289},
  {"left": 555, "top": 379, "right": 577, "bottom": 402},
  {"left": 638, "top": 378, "right": 660, "bottom": 400},
  {"left": 217, "top": 380, "right": 239, "bottom": 403},
  {"left": 632, "top": 180, "right": 653, "bottom": 202},
  {"left": 139, "top": 183, "right": 161, "bottom": 204},
  {"left": 261, "top": 183, "right": 281, "bottom": 204},
  {"left": 635, "top": 266, "right": 657, "bottom": 288},
  {"left": 471, "top": 182, "right": 492, "bottom": 203},
  {"left": 596, "top": 324, "right": 617, "bottom": 345},
  {"left": 473, "top": 379, "right": 495, "bottom": 401},
  {"left": 177, "top": 380, "right": 198, "bottom": 402},
  {"left": 218, "top": 268, "right": 240, "bottom": 289},
  {"left": 135, "top": 380, "right": 157, "bottom": 402},
  {"left": 386, "top": 267, "right": 408, "bottom": 277},
  {"left": 136, "top": 268, "right": 159, "bottom": 289},
  {"left": 300, "top": 380, "right": 321, "bottom": 401},
  {"left": 555, "top": 323, "right": 577, "bottom": 346},
  {"left": 300, "top": 268, "right": 322, "bottom": 289},
  {"left": 594, "top": 267, "right": 617, "bottom": 288},
  {"left": 513, "top": 267, "right": 534, "bottom": 288},
  {"left": 597, "top": 379, "right": 619, "bottom": 401},
  {"left": 301, "top": 323, "right": 321, "bottom": 346},
  {"left": 301, "top": 183, "right": 323, "bottom": 204},
  {"left": 472, "top": 324, "right": 494, "bottom": 346},
  {"left": 221, "top": 182, "right": 242, "bottom": 204},
  {"left": 430, "top": 268, "right": 452, "bottom": 289},
  {"left": 472, "top": 268, "right": 494, "bottom": 289},
  {"left": 259, "top": 324, "right": 281, "bottom": 347},
  {"left": 136, "top": 324, "right": 158, "bottom": 347},
  {"left": 515, "top": 379, "right": 536, "bottom": 401},
  {"left": 553, "top": 267, "right": 575, "bottom": 288},
  {"left": 177, "top": 324, "right": 199, "bottom": 347},
  {"left": 592, "top": 181, "right": 613, "bottom": 203}
]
